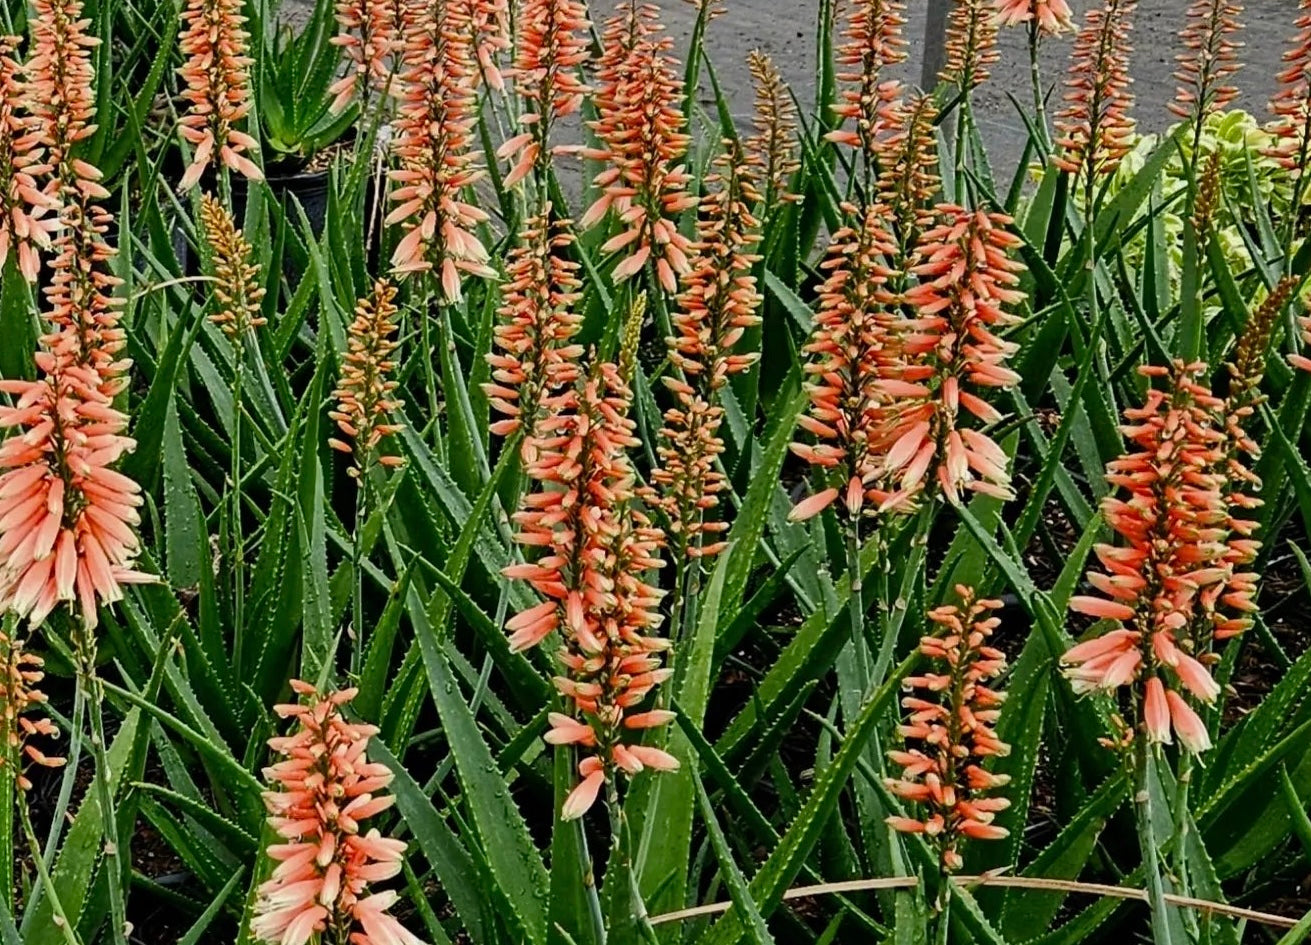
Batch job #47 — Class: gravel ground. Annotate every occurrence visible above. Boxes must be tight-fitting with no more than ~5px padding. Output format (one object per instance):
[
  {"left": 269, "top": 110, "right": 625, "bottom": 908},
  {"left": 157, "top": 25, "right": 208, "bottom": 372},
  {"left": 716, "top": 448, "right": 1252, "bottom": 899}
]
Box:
[{"left": 284, "top": 0, "right": 1301, "bottom": 177}]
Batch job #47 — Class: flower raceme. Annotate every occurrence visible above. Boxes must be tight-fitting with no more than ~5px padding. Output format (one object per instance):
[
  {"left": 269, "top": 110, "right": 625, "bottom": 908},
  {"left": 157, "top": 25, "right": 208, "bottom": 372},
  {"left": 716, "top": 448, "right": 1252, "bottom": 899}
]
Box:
[
  {"left": 387, "top": 0, "right": 495, "bottom": 298},
  {"left": 994, "top": 0, "right": 1074, "bottom": 35},
  {"left": 1061, "top": 363, "right": 1248, "bottom": 753},
  {"left": 199, "top": 194, "right": 268, "bottom": 342},
  {"left": 1169, "top": 0, "right": 1245, "bottom": 130},
  {"left": 484, "top": 209, "right": 583, "bottom": 440},
  {"left": 583, "top": 1, "right": 697, "bottom": 294},
  {"left": 0, "top": 631, "right": 64, "bottom": 792},
  {"left": 499, "top": 0, "right": 591, "bottom": 189},
  {"left": 942, "top": 0, "right": 1000, "bottom": 91},
  {"left": 0, "top": 36, "right": 55, "bottom": 282},
  {"left": 329, "top": 280, "right": 406, "bottom": 479},
  {"left": 329, "top": 0, "right": 402, "bottom": 113},
  {"left": 887, "top": 587, "right": 1011, "bottom": 873},
  {"left": 1266, "top": 0, "right": 1311, "bottom": 173},
  {"left": 504, "top": 362, "right": 677, "bottom": 821},
  {"left": 1054, "top": 0, "right": 1138, "bottom": 183},
  {"left": 875, "top": 93, "right": 941, "bottom": 263},
  {"left": 177, "top": 0, "right": 262, "bottom": 190},
  {"left": 745, "top": 51, "right": 801, "bottom": 209},
  {"left": 252, "top": 682, "right": 422, "bottom": 945},
  {"left": 827, "top": 0, "right": 908, "bottom": 178},
  {"left": 458, "top": 0, "right": 511, "bottom": 92}
]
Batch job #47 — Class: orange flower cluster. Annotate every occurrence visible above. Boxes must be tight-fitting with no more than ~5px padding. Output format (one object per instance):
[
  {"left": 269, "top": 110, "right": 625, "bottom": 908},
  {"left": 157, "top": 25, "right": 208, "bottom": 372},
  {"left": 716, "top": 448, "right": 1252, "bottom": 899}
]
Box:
[
  {"left": 647, "top": 144, "right": 763, "bottom": 559},
  {"left": 885, "top": 206, "right": 1024, "bottom": 508},
  {"left": 827, "top": 0, "right": 907, "bottom": 174},
  {"left": 177, "top": 0, "right": 262, "bottom": 191},
  {"left": 0, "top": 632, "right": 64, "bottom": 791},
  {"left": 485, "top": 209, "right": 583, "bottom": 440},
  {"left": 252, "top": 682, "right": 421, "bottom": 945},
  {"left": 199, "top": 194, "right": 267, "bottom": 342},
  {"left": 329, "top": 280, "right": 406, "bottom": 479},
  {"left": 499, "top": 0, "right": 591, "bottom": 188},
  {"left": 387, "top": 0, "right": 495, "bottom": 298},
  {"left": 1054, "top": 0, "right": 1138, "bottom": 182},
  {"left": 942, "top": 0, "right": 1000, "bottom": 91},
  {"left": 1169, "top": 0, "right": 1244, "bottom": 130},
  {"left": 329, "top": 0, "right": 401, "bottom": 113},
  {"left": 582, "top": 1, "right": 697, "bottom": 294},
  {"left": 875, "top": 93, "right": 941, "bottom": 262},
  {"left": 0, "top": 36, "right": 55, "bottom": 282},
  {"left": 887, "top": 587, "right": 1010, "bottom": 873},
  {"left": 745, "top": 51, "right": 800, "bottom": 208},
  {"left": 789, "top": 206, "right": 901, "bottom": 522},
  {"left": 504, "top": 362, "right": 676, "bottom": 821},
  {"left": 995, "top": 0, "right": 1074, "bottom": 35},
  {"left": 459, "top": 0, "right": 511, "bottom": 91},
  {"left": 1061, "top": 363, "right": 1256, "bottom": 753},
  {"left": 1268, "top": 0, "right": 1311, "bottom": 172}
]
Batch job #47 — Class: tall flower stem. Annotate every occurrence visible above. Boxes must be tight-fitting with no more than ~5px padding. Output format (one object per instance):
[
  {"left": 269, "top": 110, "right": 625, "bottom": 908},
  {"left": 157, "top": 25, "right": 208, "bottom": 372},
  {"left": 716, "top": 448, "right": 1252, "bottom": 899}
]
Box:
[
  {"left": 231, "top": 347, "right": 245, "bottom": 661},
  {"left": 18, "top": 797, "right": 80, "bottom": 945},
  {"left": 78, "top": 644, "right": 127, "bottom": 945},
  {"left": 1028, "top": 22, "right": 1049, "bottom": 151},
  {"left": 350, "top": 474, "right": 368, "bottom": 675}
]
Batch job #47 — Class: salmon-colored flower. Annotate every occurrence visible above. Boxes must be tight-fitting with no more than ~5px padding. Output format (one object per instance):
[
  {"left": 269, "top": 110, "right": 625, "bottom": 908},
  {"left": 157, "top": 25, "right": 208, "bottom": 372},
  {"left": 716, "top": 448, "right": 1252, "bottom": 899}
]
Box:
[
  {"left": 1062, "top": 363, "right": 1236, "bottom": 753},
  {"left": 943, "top": 0, "right": 1000, "bottom": 90},
  {"left": 177, "top": 0, "right": 262, "bottom": 190},
  {"left": 745, "top": 51, "right": 800, "bottom": 208},
  {"left": 1266, "top": 0, "right": 1311, "bottom": 173},
  {"left": 827, "top": 0, "right": 907, "bottom": 178},
  {"left": 887, "top": 586, "right": 1011, "bottom": 873},
  {"left": 499, "top": 0, "right": 591, "bottom": 188},
  {"left": 484, "top": 209, "right": 583, "bottom": 440},
  {"left": 199, "top": 194, "right": 267, "bottom": 342},
  {"left": 458, "top": 0, "right": 511, "bottom": 91},
  {"left": 875, "top": 93, "right": 941, "bottom": 263},
  {"left": 387, "top": 0, "right": 494, "bottom": 296},
  {"left": 647, "top": 144, "right": 763, "bottom": 559},
  {"left": 1169, "top": 0, "right": 1244, "bottom": 133},
  {"left": 505, "top": 361, "right": 675, "bottom": 820},
  {"left": 329, "top": 280, "right": 405, "bottom": 478},
  {"left": 1053, "top": 0, "right": 1138, "bottom": 182},
  {"left": 329, "top": 0, "right": 402, "bottom": 112},
  {"left": 789, "top": 205, "right": 900, "bottom": 521},
  {"left": 995, "top": 0, "right": 1074, "bottom": 35},
  {"left": 881, "top": 206, "right": 1025, "bottom": 508},
  {"left": 0, "top": 36, "right": 56, "bottom": 282},
  {"left": 0, "top": 632, "right": 64, "bottom": 791},
  {"left": 583, "top": 1, "right": 697, "bottom": 294},
  {"left": 252, "top": 681, "right": 422, "bottom": 945}
]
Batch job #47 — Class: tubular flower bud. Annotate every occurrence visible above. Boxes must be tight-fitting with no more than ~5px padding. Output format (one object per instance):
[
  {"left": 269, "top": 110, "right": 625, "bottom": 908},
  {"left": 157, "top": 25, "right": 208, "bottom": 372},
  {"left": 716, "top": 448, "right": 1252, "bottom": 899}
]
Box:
[
  {"left": 505, "top": 362, "right": 674, "bottom": 821},
  {"left": 199, "top": 193, "right": 267, "bottom": 342},
  {"left": 0, "top": 632, "right": 64, "bottom": 792},
  {"left": 0, "top": 36, "right": 56, "bottom": 282},
  {"left": 500, "top": 0, "right": 591, "bottom": 188},
  {"left": 646, "top": 143, "right": 763, "bottom": 559},
  {"left": 583, "top": 1, "right": 696, "bottom": 295},
  {"left": 484, "top": 208, "right": 584, "bottom": 442},
  {"left": 1062, "top": 362, "right": 1242, "bottom": 753},
  {"left": 329, "top": 280, "right": 405, "bottom": 478},
  {"left": 387, "top": 0, "right": 495, "bottom": 297},
  {"left": 177, "top": 0, "right": 262, "bottom": 190},
  {"left": 745, "top": 50, "right": 801, "bottom": 208},
  {"left": 252, "top": 682, "right": 423, "bottom": 945},
  {"left": 994, "top": 0, "right": 1074, "bottom": 35},
  {"left": 1054, "top": 0, "right": 1138, "bottom": 182},
  {"left": 457, "top": 0, "right": 511, "bottom": 91},
  {"left": 888, "top": 586, "right": 1011, "bottom": 874}
]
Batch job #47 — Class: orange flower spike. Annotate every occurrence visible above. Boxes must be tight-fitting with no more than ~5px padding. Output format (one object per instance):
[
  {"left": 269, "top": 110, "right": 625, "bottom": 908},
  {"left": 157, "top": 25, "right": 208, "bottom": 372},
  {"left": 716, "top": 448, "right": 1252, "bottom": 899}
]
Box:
[
  {"left": 745, "top": 50, "right": 801, "bottom": 208},
  {"left": 827, "top": 0, "right": 907, "bottom": 175},
  {"left": 177, "top": 0, "right": 262, "bottom": 190},
  {"left": 252, "top": 682, "right": 423, "bottom": 945},
  {"left": 0, "top": 36, "right": 56, "bottom": 282},
  {"left": 1062, "top": 363, "right": 1232, "bottom": 752},
  {"left": 1053, "top": 0, "right": 1138, "bottom": 182},
  {"left": 501, "top": 0, "right": 592, "bottom": 188},
  {"left": 1169, "top": 0, "right": 1244, "bottom": 131},
  {"left": 943, "top": 0, "right": 1000, "bottom": 91},
  {"left": 458, "top": 0, "right": 511, "bottom": 91},
  {"left": 789, "top": 205, "right": 901, "bottom": 522},
  {"left": 329, "top": 0, "right": 402, "bottom": 113},
  {"left": 199, "top": 194, "right": 268, "bottom": 342},
  {"left": 994, "top": 0, "right": 1074, "bottom": 34},
  {"left": 887, "top": 586, "right": 1011, "bottom": 873},
  {"left": 387, "top": 0, "right": 494, "bottom": 298},
  {"left": 884, "top": 206, "right": 1025, "bottom": 509},
  {"left": 875, "top": 93, "right": 941, "bottom": 263},
  {"left": 329, "top": 280, "right": 405, "bottom": 478},
  {"left": 1266, "top": 0, "right": 1311, "bottom": 174},
  {"left": 484, "top": 208, "right": 583, "bottom": 440},
  {"left": 0, "top": 632, "right": 64, "bottom": 792},
  {"left": 583, "top": 2, "right": 696, "bottom": 295}
]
